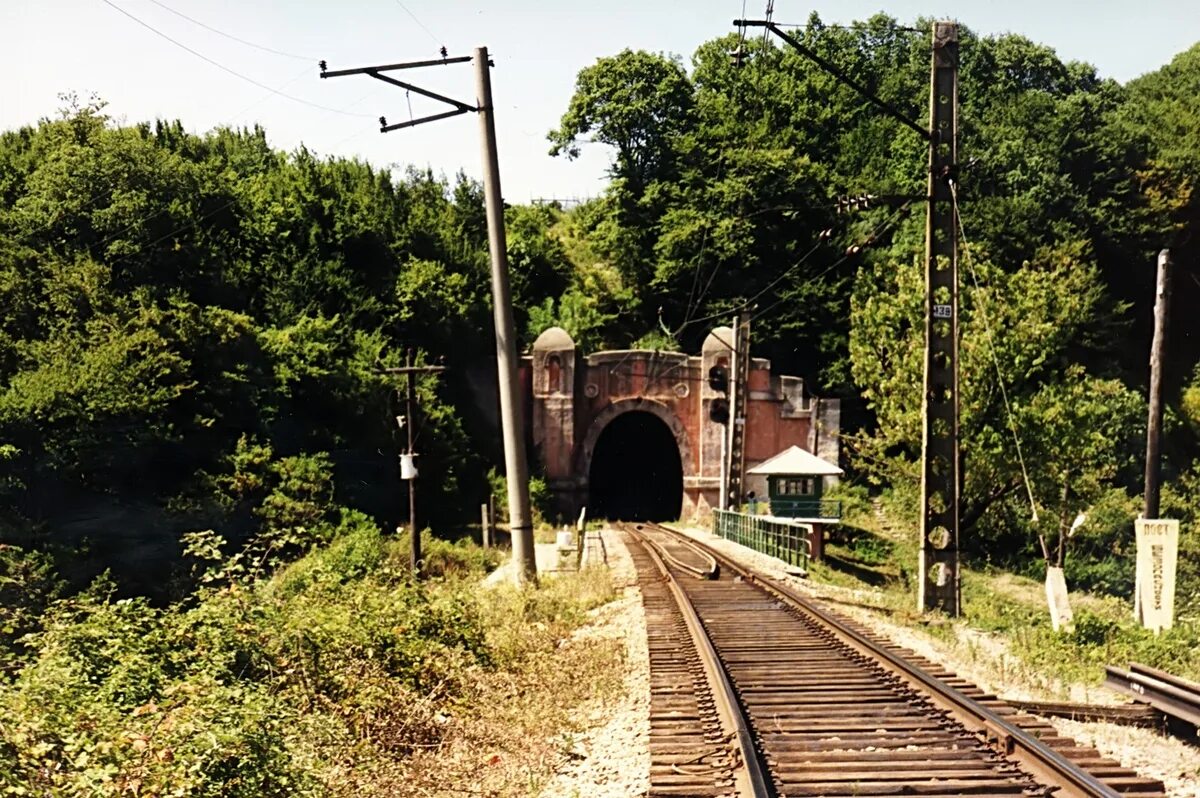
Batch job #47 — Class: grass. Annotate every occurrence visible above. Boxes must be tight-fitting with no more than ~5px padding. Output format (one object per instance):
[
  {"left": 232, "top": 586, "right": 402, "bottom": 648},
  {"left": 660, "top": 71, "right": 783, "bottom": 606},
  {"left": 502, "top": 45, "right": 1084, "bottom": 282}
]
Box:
[
  {"left": 0, "top": 522, "right": 625, "bottom": 797},
  {"left": 398, "top": 567, "right": 623, "bottom": 797}
]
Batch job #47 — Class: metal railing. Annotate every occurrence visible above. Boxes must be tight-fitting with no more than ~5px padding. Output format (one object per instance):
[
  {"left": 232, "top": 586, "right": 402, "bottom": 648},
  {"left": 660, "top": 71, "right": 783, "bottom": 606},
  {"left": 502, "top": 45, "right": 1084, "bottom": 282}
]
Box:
[
  {"left": 765, "top": 497, "right": 842, "bottom": 519},
  {"left": 713, "top": 509, "right": 811, "bottom": 570}
]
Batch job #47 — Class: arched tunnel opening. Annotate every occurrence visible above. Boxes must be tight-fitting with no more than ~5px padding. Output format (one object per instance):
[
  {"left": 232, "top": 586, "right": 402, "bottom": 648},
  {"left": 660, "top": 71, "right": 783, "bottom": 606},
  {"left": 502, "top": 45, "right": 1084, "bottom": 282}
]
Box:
[{"left": 587, "top": 410, "right": 683, "bottom": 521}]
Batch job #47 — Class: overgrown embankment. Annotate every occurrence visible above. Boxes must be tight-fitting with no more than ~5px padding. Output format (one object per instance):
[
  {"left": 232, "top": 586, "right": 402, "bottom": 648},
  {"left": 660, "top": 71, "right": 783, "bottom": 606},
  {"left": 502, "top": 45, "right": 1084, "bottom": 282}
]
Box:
[
  {"left": 812, "top": 485, "right": 1200, "bottom": 694},
  {"left": 0, "top": 522, "right": 621, "bottom": 797}
]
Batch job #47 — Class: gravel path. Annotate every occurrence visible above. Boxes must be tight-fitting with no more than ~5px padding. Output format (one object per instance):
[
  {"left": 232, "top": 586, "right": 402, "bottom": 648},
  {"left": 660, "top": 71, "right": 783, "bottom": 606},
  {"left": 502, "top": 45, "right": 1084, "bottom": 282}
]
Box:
[{"left": 537, "top": 528, "right": 650, "bottom": 798}]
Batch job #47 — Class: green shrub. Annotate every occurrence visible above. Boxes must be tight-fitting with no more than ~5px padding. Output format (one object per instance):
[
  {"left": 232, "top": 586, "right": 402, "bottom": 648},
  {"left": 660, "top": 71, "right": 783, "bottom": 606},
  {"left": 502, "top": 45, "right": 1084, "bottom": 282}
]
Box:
[
  {"left": 488, "top": 467, "right": 554, "bottom": 525},
  {"left": 1063, "top": 554, "right": 1134, "bottom": 597},
  {"left": 0, "top": 543, "right": 64, "bottom": 673},
  {"left": 823, "top": 482, "right": 873, "bottom": 522},
  {"left": 271, "top": 509, "right": 386, "bottom": 599},
  {"left": 0, "top": 506, "right": 616, "bottom": 795},
  {"left": 421, "top": 534, "right": 504, "bottom": 578},
  {"left": 0, "top": 575, "right": 317, "bottom": 797}
]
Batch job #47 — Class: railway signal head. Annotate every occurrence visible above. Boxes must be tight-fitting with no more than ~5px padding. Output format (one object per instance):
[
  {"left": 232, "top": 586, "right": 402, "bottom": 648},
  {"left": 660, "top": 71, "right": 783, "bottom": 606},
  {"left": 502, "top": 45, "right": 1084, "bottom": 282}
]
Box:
[{"left": 708, "top": 365, "right": 729, "bottom": 393}]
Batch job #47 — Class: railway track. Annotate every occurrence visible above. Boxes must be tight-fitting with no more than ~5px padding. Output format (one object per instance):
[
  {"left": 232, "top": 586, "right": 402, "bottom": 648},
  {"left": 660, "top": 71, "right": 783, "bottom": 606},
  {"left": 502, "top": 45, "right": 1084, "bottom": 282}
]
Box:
[{"left": 622, "top": 521, "right": 1166, "bottom": 798}]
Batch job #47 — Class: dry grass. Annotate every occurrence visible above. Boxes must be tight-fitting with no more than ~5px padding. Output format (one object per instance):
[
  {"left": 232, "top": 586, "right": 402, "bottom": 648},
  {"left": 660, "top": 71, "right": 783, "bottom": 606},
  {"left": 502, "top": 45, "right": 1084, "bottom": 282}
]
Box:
[{"left": 321, "top": 566, "right": 625, "bottom": 798}]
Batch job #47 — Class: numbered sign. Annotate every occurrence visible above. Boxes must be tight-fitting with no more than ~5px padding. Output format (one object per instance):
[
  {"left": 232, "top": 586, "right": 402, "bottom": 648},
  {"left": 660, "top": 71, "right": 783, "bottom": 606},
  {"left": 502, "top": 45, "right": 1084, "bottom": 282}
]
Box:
[{"left": 1134, "top": 518, "right": 1179, "bottom": 633}]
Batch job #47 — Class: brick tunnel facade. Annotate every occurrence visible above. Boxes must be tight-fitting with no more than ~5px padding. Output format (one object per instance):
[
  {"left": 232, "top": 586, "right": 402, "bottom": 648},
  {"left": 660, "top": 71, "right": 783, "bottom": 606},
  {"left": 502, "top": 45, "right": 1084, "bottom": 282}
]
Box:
[{"left": 520, "top": 326, "right": 841, "bottom": 522}]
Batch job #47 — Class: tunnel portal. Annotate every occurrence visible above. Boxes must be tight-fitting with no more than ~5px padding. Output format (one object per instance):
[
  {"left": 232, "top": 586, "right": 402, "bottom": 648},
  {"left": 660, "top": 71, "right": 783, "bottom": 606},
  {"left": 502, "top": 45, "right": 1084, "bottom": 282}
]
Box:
[{"left": 587, "top": 410, "right": 683, "bottom": 521}]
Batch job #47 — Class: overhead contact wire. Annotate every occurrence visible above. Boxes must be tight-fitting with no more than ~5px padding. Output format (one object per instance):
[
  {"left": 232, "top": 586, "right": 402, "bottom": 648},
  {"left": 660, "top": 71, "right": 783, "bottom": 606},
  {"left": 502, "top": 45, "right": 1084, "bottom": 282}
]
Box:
[
  {"left": 748, "top": 204, "right": 907, "bottom": 323},
  {"left": 393, "top": 0, "right": 442, "bottom": 47},
  {"left": 145, "top": 0, "right": 316, "bottom": 61},
  {"left": 99, "top": 0, "right": 372, "bottom": 118}
]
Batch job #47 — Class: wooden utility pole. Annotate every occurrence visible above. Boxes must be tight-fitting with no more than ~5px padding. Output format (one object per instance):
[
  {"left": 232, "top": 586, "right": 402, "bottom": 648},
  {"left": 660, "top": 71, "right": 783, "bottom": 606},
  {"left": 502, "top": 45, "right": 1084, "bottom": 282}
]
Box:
[
  {"left": 1144, "top": 249, "right": 1173, "bottom": 519},
  {"left": 383, "top": 356, "right": 446, "bottom": 578},
  {"left": 475, "top": 46, "right": 537, "bottom": 585},
  {"left": 404, "top": 350, "right": 419, "bottom": 566},
  {"left": 918, "top": 22, "right": 961, "bottom": 616}
]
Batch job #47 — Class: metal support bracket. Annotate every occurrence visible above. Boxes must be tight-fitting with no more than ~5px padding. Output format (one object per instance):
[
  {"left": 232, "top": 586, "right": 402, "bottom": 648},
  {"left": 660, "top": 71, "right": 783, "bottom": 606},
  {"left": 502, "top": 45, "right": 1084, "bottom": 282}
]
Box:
[{"left": 320, "top": 55, "right": 478, "bottom": 132}]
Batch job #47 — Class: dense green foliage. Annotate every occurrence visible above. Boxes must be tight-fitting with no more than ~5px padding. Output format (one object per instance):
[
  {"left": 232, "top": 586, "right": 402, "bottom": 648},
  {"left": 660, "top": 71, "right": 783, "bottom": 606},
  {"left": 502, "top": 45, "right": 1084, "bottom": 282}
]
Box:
[
  {"left": 4, "top": 21, "right": 1197, "bottom": 592},
  {"left": 544, "top": 18, "right": 1200, "bottom": 590},
  {"left": 0, "top": 96, "right": 579, "bottom": 590},
  {"left": 0, "top": 517, "right": 621, "bottom": 796}
]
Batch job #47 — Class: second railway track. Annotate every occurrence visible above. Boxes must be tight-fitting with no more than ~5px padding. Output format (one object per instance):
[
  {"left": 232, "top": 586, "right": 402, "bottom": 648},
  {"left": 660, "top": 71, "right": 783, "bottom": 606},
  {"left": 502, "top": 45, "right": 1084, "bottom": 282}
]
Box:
[{"left": 622, "top": 521, "right": 1167, "bottom": 798}]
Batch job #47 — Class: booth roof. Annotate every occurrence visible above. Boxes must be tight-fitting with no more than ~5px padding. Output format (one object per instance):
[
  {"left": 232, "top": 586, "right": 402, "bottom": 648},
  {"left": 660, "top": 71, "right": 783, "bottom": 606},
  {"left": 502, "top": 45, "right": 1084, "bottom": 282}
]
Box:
[{"left": 747, "top": 445, "right": 843, "bottom": 476}]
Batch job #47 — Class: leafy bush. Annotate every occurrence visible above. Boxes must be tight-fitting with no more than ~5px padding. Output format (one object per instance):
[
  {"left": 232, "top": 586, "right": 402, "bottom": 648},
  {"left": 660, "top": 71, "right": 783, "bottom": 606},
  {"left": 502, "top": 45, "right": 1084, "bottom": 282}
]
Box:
[
  {"left": 419, "top": 533, "right": 504, "bottom": 578},
  {"left": 0, "top": 543, "right": 64, "bottom": 673},
  {"left": 0, "top": 515, "right": 609, "bottom": 795},
  {"left": 487, "top": 467, "right": 555, "bottom": 525},
  {"left": 823, "top": 482, "right": 873, "bottom": 521},
  {"left": 0, "top": 576, "right": 316, "bottom": 797}
]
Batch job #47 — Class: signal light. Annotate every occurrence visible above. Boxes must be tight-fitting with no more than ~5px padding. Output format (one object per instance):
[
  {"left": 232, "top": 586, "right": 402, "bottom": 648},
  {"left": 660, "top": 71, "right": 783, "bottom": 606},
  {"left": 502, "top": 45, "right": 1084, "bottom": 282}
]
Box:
[
  {"left": 710, "top": 398, "right": 730, "bottom": 424},
  {"left": 708, "top": 365, "right": 729, "bottom": 393}
]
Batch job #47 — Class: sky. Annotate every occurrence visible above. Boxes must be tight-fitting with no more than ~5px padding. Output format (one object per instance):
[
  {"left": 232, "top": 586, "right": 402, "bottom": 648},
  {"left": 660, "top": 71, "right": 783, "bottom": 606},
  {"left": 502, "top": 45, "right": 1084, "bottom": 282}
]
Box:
[{"left": 3, "top": 0, "right": 1199, "bottom": 202}]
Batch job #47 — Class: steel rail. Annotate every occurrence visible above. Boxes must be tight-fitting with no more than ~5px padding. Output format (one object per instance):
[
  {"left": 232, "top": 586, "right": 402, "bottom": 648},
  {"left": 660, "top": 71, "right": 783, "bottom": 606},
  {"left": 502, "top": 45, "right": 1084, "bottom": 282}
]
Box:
[
  {"left": 645, "top": 522, "right": 1126, "bottom": 798},
  {"left": 633, "top": 522, "right": 719, "bottom": 580},
  {"left": 1106, "top": 663, "right": 1200, "bottom": 730},
  {"left": 1130, "top": 662, "right": 1200, "bottom": 701},
  {"left": 629, "top": 525, "right": 774, "bottom": 798}
]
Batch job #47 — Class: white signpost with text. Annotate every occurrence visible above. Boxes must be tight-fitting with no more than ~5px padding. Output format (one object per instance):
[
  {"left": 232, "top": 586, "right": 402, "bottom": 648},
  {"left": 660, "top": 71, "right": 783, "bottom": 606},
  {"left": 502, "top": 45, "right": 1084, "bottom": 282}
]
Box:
[{"left": 1134, "top": 518, "right": 1179, "bottom": 633}]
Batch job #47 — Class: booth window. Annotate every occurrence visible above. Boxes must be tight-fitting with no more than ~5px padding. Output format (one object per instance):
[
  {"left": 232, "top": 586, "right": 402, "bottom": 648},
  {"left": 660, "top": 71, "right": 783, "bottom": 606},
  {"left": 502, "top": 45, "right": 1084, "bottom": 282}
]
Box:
[{"left": 779, "top": 478, "right": 815, "bottom": 496}]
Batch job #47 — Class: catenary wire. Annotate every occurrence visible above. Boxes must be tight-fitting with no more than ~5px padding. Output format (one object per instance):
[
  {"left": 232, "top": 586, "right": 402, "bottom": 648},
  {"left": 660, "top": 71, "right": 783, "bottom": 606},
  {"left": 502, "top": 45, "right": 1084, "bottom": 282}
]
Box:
[
  {"left": 676, "top": 0, "right": 750, "bottom": 331},
  {"left": 393, "top": 0, "right": 442, "bottom": 47},
  {"left": 145, "top": 0, "right": 316, "bottom": 61},
  {"left": 673, "top": 2, "right": 757, "bottom": 338},
  {"left": 684, "top": 201, "right": 911, "bottom": 331},
  {"left": 99, "top": 0, "right": 371, "bottom": 118},
  {"left": 748, "top": 202, "right": 912, "bottom": 323}
]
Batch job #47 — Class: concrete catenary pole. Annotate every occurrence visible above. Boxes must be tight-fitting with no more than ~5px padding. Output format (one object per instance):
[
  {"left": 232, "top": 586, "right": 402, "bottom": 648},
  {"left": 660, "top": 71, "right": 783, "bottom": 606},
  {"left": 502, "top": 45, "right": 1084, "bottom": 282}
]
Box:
[
  {"left": 918, "top": 22, "right": 961, "bottom": 616},
  {"left": 475, "top": 46, "right": 536, "bottom": 585},
  {"left": 1144, "top": 249, "right": 1172, "bottom": 519}
]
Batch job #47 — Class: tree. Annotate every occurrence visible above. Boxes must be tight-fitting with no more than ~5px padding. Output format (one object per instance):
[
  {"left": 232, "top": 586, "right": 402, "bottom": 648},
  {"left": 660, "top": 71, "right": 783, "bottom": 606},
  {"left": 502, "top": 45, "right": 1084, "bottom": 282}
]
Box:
[
  {"left": 0, "top": 108, "right": 507, "bottom": 592},
  {"left": 548, "top": 49, "right": 694, "bottom": 190},
  {"left": 1018, "top": 368, "right": 1143, "bottom": 568},
  {"left": 849, "top": 239, "right": 1141, "bottom": 557}
]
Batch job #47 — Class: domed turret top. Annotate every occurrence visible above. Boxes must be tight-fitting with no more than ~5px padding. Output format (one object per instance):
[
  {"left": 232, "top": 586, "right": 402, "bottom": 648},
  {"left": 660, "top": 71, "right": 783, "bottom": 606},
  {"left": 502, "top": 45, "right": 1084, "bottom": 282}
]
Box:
[
  {"left": 533, "top": 325, "right": 575, "bottom": 350},
  {"left": 702, "top": 326, "right": 734, "bottom": 353}
]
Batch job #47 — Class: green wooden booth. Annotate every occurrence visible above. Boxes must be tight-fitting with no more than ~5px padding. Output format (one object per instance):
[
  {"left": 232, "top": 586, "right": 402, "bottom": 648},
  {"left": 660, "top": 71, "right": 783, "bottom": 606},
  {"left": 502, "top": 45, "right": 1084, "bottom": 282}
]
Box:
[{"left": 746, "top": 446, "right": 843, "bottom": 559}]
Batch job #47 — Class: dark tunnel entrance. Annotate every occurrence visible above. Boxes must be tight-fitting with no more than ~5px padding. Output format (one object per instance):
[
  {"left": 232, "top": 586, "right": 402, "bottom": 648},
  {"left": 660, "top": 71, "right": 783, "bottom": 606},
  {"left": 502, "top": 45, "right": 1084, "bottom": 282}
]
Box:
[{"left": 587, "top": 411, "right": 683, "bottom": 521}]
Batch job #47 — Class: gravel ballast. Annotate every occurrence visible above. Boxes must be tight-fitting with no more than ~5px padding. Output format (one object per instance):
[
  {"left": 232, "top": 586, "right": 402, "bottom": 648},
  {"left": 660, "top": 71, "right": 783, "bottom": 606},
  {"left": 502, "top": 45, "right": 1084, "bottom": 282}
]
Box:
[{"left": 537, "top": 523, "right": 1199, "bottom": 797}]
